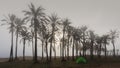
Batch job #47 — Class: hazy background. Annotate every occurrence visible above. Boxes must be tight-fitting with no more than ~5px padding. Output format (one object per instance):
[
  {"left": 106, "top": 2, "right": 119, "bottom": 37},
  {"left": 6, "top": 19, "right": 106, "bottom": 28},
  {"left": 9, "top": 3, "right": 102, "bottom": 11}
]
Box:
[{"left": 0, "top": 0, "right": 120, "bottom": 58}]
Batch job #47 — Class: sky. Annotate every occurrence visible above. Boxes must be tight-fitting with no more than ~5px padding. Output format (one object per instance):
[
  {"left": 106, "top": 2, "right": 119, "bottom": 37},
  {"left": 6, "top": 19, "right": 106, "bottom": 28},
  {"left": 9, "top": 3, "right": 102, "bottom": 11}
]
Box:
[{"left": 0, "top": 0, "right": 120, "bottom": 58}]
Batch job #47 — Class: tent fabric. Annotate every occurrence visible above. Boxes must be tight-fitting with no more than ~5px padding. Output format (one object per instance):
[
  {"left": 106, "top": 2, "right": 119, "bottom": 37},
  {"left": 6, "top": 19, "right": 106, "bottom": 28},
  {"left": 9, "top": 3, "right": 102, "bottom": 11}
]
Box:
[{"left": 76, "top": 57, "right": 87, "bottom": 64}]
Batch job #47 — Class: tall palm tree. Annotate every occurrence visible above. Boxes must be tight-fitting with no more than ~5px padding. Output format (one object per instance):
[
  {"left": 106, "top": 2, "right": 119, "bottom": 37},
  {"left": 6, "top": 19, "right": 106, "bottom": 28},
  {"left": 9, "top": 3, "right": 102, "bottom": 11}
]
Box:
[
  {"left": 71, "top": 27, "right": 82, "bottom": 60},
  {"left": 67, "top": 26, "right": 73, "bottom": 60},
  {"left": 88, "top": 30, "right": 95, "bottom": 59},
  {"left": 74, "top": 28, "right": 82, "bottom": 58},
  {"left": 38, "top": 16, "right": 49, "bottom": 60},
  {"left": 72, "top": 28, "right": 77, "bottom": 60},
  {"left": 62, "top": 18, "right": 71, "bottom": 61},
  {"left": 109, "top": 30, "right": 119, "bottom": 57},
  {"left": 59, "top": 38, "right": 63, "bottom": 58},
  {"left": 20, "top": 29, "right": 30, "bottom": 61},
  {"left": 23, "top": 3, "right": 45, "bottom": 63},
  {"left": 95, "top": 35, "right": 103, "bottom": 58},
  {"left": 1, "top": 14, "right": 16, "bottom": 62},
  {"left": 47, "top": 13, "right": 60, "bottom": 61},
  {"left": 102, "top": 34, "right": 110, "bottom": 57},
  {"left": 14, "top": 17, "right": 26, "bottom": 60},
  {"left": 80, "top": 26, "right": 88, "bottom": 56},
  {"left": 44, "top": 31, "right": 51, "bottom": 61}
]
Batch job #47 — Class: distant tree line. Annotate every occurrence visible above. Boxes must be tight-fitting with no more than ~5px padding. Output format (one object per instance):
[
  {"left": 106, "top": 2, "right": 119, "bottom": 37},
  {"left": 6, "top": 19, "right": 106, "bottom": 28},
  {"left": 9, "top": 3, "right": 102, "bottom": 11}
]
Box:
[{"left": 1, "top": 3, "right": 119, "bottom": 63}]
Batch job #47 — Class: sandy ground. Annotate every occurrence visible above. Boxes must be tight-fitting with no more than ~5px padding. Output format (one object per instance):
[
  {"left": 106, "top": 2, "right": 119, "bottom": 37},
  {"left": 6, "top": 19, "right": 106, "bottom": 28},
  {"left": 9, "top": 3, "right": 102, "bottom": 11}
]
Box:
[
  {"left": 0, "top": 57, "right": 120, "bottom": 68},
  {"left": 0, "top": 58, "right": 8, "bottom": 62}
]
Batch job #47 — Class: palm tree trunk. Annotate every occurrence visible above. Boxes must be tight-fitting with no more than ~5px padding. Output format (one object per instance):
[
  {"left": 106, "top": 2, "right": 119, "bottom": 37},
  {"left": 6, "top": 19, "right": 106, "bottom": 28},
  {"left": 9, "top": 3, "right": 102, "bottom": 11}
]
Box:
[
  {"left": 105, "top": 44, "right": 107, "bottom": 57},
  {"left": 34, "top": 19, "right": 38, "bottom": 63},
  {"left": 23, "top": 39, "right": 25, "bottom": 61},
  {"left": 54, "top": 41, "right": 56, "bottom": 59},
  {"left": 45, "top": 39, "right": 48, "bottom": 61},
  {"left": 83, "top": 33, "right": 85, "bottom": 56},
  {"left": 76, "top": 41, "right": 78, "bottom": 58},
  {"left": 42, "top": 40, "right": 44, "bottom": 59},
  {"left": 9, "top": 30, "right": 14, "bottom": 62},
  {"left": 82, "top": 43, "right": 86, "bottom": 57},
  {"left": 112, "top": 42, "right": 115, "bottom": 57},
  {"left": 15, "top": 31, "right": 18, "bottom": 60},
  {"left": 67, "top": 45, "right": 69, "bottom": 60},
  {"left": 90, "top": 41, "right": 94, "bottom": 59},
  {"left": 62, "top": 44, "right": 64, "bottom": 61},
  {"left": 72, "top": 39, "right": 75, "bottom": 60},
  {"left": 62, "top": 29, "right": 65, "bottom": 61},
  {"left": 32, "top": 37, "right": 35, "bottom": 60},
  {"left": 60, "top": 43, "right": 62, "bottom": 57},
  {"left": 65, "top": 47, "right": 67, "bottom": 58},
  {"left": 50, "top": 27, "right": 54, "bottom": 61},
  {"left": 98, "top": 43, "right": 102, "bottom": 58},
  {"left": 67, "top": 37, "right": 69, "bottom": 60},
  {"left": 50, "top": 41, "right": 52, "bottom": 61}
]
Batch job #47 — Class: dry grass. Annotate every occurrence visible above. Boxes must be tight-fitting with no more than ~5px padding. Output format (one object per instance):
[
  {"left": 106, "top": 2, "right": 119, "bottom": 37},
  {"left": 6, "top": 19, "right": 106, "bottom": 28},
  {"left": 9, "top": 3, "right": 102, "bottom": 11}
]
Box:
[{"left": 0, "top": 56, "right": 120, "bottom": 68}]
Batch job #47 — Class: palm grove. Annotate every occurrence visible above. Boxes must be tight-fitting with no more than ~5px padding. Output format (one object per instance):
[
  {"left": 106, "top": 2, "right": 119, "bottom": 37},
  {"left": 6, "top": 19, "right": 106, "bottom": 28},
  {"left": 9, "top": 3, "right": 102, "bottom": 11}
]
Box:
[{"left": 1, "top": 3, "right": 119, "bottom": 63}]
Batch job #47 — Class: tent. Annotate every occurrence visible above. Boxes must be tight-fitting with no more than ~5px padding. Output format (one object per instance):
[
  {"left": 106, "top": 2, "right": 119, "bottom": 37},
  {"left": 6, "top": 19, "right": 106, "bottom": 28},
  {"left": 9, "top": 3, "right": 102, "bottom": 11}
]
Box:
[{"left": 76, "top": 57, "right": 87, "bottom": 64}]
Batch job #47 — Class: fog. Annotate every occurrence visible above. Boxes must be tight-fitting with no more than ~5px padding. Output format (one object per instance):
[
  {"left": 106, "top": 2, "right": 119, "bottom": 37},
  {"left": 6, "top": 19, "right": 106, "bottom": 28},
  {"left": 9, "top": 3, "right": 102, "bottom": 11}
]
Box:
[{"left": 0, "top": 0, "right": 120, "bottom": 58}]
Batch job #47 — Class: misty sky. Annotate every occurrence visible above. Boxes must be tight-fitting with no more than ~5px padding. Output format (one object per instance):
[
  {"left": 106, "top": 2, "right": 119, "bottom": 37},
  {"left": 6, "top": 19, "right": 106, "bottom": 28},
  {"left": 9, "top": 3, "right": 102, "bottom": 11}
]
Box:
[{"left": 0, "top": 0, "right": 120, "bottom": 58}]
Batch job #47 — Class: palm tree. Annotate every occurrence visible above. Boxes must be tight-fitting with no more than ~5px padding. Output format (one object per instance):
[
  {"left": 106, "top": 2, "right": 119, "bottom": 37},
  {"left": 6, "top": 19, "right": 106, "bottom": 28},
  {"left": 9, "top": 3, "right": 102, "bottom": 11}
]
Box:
[
  {"left": 70, "top": 27, "right": 78, "bottom": 60},
  {"left": 72, "top": 28, "right": 77, "bottom": 60},
  {"left": 74, "top": 28, "right": 82, "bottom": 58},
  {"left": 67, "top": 26, "right": 73, "bottom": 60},
  {"left": 59, "top": 38, "right": 63, "bottom": 58},
  {"left": 95, "top": 35, "right": 103, "bottom": 58},
  {"left": 45, "top": 31, "right": 51, "bottom": 61},
  {"left": 38, "top": 16, "right": 49, "bottom": 60},
  {"left": 20, "top": 29, "right": 30, "bottom": 61},
  {"left": 88, "top": 30, "right": 95, "bottom": 59},
  {"left": 38, "top": 17, "right": 50, "bottom": 61},
  {"left": 1, "top": 14, "right": 16, "bottom": 62},
  {"left": 62, "top": 18, "right": 71, "bottom": 61},
  {"left": 71, "top": 27, "right": 82, "bottom": 60},
  {"left": 80, "top": 26, "right": 88, "bottom": 56},
  {"left": 102, "top": 34, "right": 110, "bottom": 57},
  {"left": 109, "top": 30, "right": 119, "bottom": 57},
  {"left": 47, "top": 13, "right": 60, "bottom": 61},
  {"left": 23, "top": 3, "right": 45, "bottom": 63},
  {"left": 14, "top": 17, "right": 26, "bottom": 60}
]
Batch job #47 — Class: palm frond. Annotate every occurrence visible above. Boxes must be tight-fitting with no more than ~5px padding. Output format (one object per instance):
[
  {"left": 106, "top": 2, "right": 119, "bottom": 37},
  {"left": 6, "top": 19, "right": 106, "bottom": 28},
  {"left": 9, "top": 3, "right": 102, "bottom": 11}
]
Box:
[{"left": 23, "top": 10, "right": 32, "bottom": 16}]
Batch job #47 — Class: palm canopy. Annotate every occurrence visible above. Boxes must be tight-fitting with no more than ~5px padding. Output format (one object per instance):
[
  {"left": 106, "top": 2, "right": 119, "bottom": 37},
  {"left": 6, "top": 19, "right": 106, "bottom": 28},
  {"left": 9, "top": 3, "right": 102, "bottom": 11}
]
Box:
[
  {"left": 72, "top": 28, "right": 82, "bottom": 41},
  {"left": 62, "top": 18, "right": 71, "bottom": 27},
  {"left": 1, "top": 14, "right": 17, "bottom": 33},
  {"left": 14, "top": 17, "right": 26, "bottom": 35},
  {"left": 47, "top": 13, "right": 61, "bottom": 42},
  {"left": 62, "top": 18, "right": 71, "bottom": 32},
  {"left": 95, "top": 35, "right": 103, "bottom": 44},
  {"left": 80, "top": 26, "right": 88, "bottom": 33},
  {"left": 80, "top": 26, "right": 88, "bottom": 42},
  {"left": 19, "top": 29, "right": 31, "bottom": 43},
  {"left": 37, "top": 16, "right": 49, "bottom": 39},
  {"left": 102, "top": 34, "right": 110, "bottom": 45},
  {"left": 88, "top": 30, "right": 96, "bottom": 41},
  {"left": 109, "top": 30, "right": 119, "bottom": 43},
  {"left": 48, "top": 13, "right": 61, "bottom": 29},
  {"left": 23, "top": 3, "right": 45, "bottom": 28},
  {"left": 67, "top": 26, "right": 74, "bottom": 37}
]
